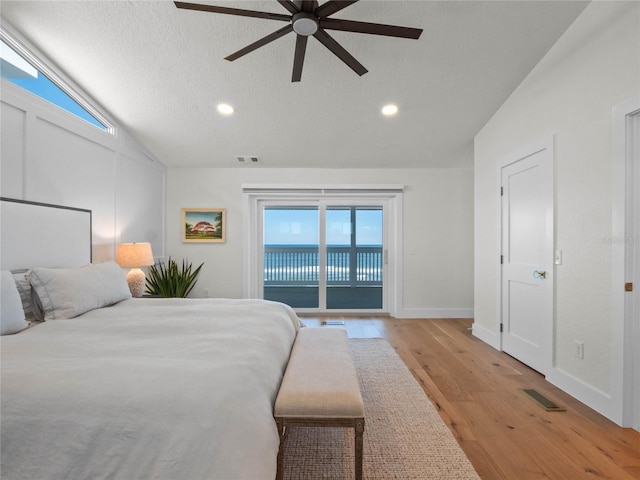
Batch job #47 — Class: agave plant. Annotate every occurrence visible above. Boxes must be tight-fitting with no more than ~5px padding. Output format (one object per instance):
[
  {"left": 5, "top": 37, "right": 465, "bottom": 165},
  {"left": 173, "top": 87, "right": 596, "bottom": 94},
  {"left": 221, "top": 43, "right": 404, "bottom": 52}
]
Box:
[{"left": 145, "top": 257, "right": 204, "bottom": 298}]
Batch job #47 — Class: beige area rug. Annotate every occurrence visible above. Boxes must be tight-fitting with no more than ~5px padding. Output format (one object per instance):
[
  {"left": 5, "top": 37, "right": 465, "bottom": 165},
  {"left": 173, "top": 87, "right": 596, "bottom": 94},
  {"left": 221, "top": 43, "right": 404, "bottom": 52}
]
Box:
[{"left": 281, "top": 338, "right": 481, "bottom": 479}]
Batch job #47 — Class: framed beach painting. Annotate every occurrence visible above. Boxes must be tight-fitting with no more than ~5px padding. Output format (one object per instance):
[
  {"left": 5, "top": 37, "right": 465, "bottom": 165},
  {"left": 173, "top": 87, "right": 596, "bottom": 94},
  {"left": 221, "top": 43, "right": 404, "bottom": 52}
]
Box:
[{"left": 182, "top": 208, "right": 225, "bottom": 243}]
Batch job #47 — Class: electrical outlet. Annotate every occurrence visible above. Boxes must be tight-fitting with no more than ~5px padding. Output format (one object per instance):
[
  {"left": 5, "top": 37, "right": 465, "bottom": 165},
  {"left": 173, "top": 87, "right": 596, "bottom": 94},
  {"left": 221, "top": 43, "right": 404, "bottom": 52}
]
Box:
[
  {"left": 575, "top": 341, "right": 584, "bottom": 359},
  {"left": 204, "top": 289, "right": 210, "bottom": 298}
]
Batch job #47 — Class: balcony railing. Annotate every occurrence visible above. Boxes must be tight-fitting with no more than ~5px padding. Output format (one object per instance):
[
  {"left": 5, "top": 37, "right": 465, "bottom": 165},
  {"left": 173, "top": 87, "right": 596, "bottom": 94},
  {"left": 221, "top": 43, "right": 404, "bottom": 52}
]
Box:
[{"left": 264, "top": 244, "right": 382, "bottom": 286}]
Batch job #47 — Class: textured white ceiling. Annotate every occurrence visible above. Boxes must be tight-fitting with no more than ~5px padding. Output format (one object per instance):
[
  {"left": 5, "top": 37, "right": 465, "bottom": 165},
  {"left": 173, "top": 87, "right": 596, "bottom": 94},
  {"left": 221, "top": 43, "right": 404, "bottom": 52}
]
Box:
[{"left": 0, "top": 0, "right": 588, "bottom": 168}]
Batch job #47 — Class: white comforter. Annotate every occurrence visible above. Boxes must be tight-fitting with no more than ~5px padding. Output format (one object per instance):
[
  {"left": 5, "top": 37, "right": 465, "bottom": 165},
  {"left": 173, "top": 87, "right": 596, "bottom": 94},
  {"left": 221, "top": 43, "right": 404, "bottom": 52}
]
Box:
[{"left": 1, "top": 298, "right": 300, "bottom": 480}]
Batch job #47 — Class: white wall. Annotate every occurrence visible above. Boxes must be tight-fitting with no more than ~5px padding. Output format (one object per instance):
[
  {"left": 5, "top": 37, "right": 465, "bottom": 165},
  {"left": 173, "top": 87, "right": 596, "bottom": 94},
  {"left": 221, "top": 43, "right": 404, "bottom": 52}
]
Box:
[
  {"left": 474, "top": 1, "right": 639, "bottom": 421},
  {"left": 167, "top": 167, "right": 474, "bottom": 317},
  {"left": 0, "top": 81, "right": 166, "bottom": 263}
]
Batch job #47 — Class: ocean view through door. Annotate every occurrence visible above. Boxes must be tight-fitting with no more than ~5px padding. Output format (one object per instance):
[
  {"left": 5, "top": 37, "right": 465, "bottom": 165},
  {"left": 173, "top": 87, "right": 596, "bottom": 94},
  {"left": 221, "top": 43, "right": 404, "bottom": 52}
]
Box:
[
  {"left": 263, "top": 204, "right": 384, "bottom": 310},
  {"left": 326, "top": 206, "right": 383, "bottom": 309},
  {"left": 263, "top": 206, "right": 320, "bottom": 308}
]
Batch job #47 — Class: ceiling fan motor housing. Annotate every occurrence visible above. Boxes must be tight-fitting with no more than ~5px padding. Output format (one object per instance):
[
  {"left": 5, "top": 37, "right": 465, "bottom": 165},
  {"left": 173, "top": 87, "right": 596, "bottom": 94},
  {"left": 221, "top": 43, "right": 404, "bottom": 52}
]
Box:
[{"left": 292, "top": 12, "right": 319, "bottom": 36}]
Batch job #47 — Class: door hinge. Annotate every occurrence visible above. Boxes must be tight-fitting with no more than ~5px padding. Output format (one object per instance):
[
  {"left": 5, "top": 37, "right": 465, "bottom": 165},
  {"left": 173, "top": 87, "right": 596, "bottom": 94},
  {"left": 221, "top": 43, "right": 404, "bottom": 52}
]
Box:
[
  {"left": 500, "top": 187, "right": 504, "bottom": 196},
  {"left": 500, "top": 323, "right": 504, "bottom": 333},
  {"left": 625, "top": 282, "right": 633, "bottom": 292},
  {"left": 500, "top": 255, "right": 504, "bottom": 264}
]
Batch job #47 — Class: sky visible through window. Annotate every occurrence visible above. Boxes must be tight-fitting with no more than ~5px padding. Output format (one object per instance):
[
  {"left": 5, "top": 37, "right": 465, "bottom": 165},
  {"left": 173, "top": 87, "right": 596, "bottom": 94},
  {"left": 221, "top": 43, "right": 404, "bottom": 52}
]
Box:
[
  {"left": 1, "top": 40, "right": 108, "bottom": 131},
  {"left": 264, "top": 207, "right": 382, "bottom": 246}
]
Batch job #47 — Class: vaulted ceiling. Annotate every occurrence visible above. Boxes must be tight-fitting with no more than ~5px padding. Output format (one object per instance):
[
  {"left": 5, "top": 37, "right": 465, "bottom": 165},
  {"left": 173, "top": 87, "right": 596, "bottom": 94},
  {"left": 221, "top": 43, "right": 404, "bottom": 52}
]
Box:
[{"left": 0, "top": 1, "right": 588, "bottom": 168}]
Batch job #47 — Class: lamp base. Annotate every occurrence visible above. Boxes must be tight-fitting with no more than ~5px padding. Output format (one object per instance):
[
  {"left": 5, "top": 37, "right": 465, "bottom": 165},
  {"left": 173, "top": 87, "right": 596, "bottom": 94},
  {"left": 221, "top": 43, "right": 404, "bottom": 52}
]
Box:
[{"left": 126, "top": 268, "right": 146, "bottom": 298}]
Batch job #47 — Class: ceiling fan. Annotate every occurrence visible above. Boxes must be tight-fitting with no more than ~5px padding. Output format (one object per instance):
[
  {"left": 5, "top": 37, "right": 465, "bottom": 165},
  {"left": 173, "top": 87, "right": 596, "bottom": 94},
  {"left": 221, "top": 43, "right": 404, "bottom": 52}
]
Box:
[{"left": 174, "top": 0, "right": 423, "bottom": 82}]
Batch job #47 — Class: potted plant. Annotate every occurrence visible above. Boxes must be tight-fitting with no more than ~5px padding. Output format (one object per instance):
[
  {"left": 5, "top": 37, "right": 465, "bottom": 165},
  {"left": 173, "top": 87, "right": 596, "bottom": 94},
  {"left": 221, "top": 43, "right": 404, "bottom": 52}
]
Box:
[{"left": 145, "top": 257, "right": 204, "bottom": 298}]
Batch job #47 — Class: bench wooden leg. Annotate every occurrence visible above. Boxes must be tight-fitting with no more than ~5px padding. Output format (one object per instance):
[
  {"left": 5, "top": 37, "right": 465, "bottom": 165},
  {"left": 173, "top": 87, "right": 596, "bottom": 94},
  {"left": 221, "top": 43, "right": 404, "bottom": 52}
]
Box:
[
  {"left": 276, "top": 419, "right": 286, "bottom": 480},
  {"left": 354, "top": 418, "right": 365, "bottom": 480},
  {"left": 275, "top": 417, "right": 364, "bottom": 480}
]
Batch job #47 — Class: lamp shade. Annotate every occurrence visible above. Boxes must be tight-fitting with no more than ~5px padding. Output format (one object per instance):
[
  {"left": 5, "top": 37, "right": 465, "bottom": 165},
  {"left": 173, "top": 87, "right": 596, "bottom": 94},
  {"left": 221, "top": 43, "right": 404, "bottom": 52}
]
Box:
[{"left": 115, "top": 242, "right": 154, "bottom": 268}]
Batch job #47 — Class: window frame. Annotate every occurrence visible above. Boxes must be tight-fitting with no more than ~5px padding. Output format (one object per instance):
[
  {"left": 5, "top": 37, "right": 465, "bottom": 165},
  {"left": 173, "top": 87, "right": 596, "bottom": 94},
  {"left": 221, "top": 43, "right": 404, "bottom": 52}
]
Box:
[
  {"left": 0, "top": 27, "right": 115, "bottom": 135},
  {"left": 242, "top": 184, "right": 404, "bottom": 316}
]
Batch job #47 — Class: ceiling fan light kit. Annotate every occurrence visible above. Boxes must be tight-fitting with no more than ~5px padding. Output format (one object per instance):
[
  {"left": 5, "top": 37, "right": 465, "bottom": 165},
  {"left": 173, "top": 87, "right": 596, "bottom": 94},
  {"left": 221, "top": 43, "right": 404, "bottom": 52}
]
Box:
[
  {"left": 292, "top": 12, "right": 319, "bottom": 36},
  {"left": 174, "top": 0, "right": 423, "bottom": 82}
]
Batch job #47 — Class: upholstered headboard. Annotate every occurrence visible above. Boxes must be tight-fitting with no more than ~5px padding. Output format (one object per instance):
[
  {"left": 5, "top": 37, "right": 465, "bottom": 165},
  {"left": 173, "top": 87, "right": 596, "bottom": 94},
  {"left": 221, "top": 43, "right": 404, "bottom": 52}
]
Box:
[{"left": 0, "top": 197, "right": 92, "bottom": 271}]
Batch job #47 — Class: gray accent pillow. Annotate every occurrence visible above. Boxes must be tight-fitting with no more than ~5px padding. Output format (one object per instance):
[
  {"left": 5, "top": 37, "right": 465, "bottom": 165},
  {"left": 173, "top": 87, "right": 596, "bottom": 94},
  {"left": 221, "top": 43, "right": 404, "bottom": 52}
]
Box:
[{"left": 12, "top": 271, "right": 39, "bottom": 325}]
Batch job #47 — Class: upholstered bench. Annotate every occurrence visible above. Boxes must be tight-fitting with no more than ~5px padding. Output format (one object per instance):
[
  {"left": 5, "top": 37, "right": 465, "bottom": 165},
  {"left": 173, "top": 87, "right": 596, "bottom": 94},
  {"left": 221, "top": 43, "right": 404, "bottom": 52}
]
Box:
[{"left": 274, "top": 327, "right": 365, "bottom": 480}]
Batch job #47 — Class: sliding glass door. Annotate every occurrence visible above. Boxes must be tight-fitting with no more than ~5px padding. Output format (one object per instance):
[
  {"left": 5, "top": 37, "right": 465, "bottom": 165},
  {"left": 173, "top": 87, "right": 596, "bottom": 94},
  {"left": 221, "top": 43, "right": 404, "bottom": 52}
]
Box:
[
  {"left": 263, "top": 206, "right": 319, "bottom": 308},
  {"left": 262, "top": 201, "right": 384, "bottom": 311},
  {"left": 325, "top": 206, "right": 383, "bottom": 309}
]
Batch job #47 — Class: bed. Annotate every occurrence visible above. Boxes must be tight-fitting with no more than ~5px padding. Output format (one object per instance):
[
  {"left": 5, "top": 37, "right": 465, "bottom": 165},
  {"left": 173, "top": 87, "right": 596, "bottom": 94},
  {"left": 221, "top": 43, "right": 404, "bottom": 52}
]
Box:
[{"left": 0, "top": 198, "right": 301, "bottom": 480}]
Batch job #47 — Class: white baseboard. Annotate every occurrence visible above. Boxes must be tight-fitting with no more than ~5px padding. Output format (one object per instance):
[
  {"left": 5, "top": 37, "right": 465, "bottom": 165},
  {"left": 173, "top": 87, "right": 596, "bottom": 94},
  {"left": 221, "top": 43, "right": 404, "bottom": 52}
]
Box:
[
  {"left": 546, "top": 367, "right": 616, "bottom": 423},
  {"left": 471, "top": 322, "right": 501, "bottom": 350},
  {"left": 470, "top": 324, "right": 619, "bottom": 425},
  {"left": 395, "top": 307, "right": 474, "bottom": 319}
]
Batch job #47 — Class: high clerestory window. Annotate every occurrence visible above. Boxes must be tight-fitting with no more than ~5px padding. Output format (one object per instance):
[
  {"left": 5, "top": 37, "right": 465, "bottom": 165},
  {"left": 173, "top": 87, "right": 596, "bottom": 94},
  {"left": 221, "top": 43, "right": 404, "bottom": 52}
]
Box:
[{"left": 0, "top": 29, "right": 113, "bottom": 133}]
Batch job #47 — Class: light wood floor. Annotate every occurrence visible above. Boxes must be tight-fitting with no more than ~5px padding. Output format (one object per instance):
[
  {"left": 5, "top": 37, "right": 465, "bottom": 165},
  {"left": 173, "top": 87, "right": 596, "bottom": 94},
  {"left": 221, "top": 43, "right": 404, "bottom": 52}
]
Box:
[{"left": 299, "top": 316, "right": 640, "bottom": 480}]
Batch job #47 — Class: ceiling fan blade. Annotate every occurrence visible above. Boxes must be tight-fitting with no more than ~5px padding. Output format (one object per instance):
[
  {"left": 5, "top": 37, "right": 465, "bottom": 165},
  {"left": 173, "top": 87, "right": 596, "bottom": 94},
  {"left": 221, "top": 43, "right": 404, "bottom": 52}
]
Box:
[
  {"left": 320, "top": 18, "right": 422, "bottom": 39},
  {"left": 292, "top": 35, "right": 308, "bottom": 82},
  {"left": 225, "top": 25, "right": 293, "bottom": 62},
  {"left": 313, "top": 28, "right": 367, "bottom": 76},
  {"left": 276, "top": 0, "right": 300, "bottom": 15},
  {"left": 315, "top": 0, "right": 359, "bottom": 18},
  {"left": 174, "top": 1, "right": 290, "bottom": 22}
]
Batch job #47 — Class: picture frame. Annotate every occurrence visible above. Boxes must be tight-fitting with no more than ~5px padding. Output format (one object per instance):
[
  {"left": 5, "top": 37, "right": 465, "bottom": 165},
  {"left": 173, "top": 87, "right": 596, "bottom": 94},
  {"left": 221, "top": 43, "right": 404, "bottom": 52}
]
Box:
[{"left": 182, "top": 208, "right": 225, "bottom": 243}]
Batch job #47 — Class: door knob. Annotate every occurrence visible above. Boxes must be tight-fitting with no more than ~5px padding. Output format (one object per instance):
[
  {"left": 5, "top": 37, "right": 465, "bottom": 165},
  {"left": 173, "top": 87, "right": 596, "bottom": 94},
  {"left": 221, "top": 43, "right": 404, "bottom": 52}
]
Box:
[{"left": 533, "top": 270, "right": 547, "bottom": 279}]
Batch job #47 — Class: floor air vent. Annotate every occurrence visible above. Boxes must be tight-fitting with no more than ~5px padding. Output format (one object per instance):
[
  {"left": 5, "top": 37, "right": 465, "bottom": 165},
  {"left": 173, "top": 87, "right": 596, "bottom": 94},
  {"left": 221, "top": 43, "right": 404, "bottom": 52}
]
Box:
[
  {"left": 521, "top": 389, "right": 566, "bottom": 411},
  {"left": 322, "top": 320, "right": 345, "bottom": 326}
]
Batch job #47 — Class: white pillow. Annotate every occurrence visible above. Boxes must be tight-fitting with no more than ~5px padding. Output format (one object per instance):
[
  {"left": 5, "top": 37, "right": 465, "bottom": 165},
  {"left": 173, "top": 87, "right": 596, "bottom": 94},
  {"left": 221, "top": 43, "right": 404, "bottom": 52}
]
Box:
[
  {"left": 1, "top": 270, "right": 28, "bottom": 335},
  {"left": 28, "top": 262, "right": 131, "bottom": 320}
]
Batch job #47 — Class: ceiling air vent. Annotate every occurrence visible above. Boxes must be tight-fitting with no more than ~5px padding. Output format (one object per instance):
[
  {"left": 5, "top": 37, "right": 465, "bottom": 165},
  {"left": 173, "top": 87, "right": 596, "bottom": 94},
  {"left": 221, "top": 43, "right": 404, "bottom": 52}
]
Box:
[{"left": 236, "top": 156, "right": 260, "bottom": 164}]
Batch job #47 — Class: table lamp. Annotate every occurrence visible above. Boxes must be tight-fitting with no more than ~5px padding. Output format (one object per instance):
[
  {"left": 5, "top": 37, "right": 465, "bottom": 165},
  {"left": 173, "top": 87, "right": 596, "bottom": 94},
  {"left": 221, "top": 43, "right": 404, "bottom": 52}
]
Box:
[{"left": 116, "top": 242, "right": 154, "bottom": 297}]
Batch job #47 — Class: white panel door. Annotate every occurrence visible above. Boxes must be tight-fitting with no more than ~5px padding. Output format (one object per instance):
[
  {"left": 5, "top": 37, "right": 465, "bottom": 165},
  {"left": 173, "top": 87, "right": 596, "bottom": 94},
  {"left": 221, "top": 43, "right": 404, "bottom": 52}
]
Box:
[{"left": 501, "top": 143, "right": 554, "bottom": 374}]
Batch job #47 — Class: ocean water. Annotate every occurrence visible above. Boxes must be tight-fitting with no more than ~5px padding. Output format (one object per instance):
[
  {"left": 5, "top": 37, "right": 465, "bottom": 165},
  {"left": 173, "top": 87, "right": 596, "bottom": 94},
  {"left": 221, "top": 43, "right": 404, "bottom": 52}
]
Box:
[{"left": 263, "top": 244, "right": 382, "bottom": 283}]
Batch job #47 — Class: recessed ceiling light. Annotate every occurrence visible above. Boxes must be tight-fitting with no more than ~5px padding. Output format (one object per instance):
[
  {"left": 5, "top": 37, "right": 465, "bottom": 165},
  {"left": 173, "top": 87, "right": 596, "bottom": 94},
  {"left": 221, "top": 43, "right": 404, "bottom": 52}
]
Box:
[
  {"left": 217, "top": 103, "right": 234, "bottom": 115},
  {"left": 382, "top": 104, "right": 398, "bottom": 116}
]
